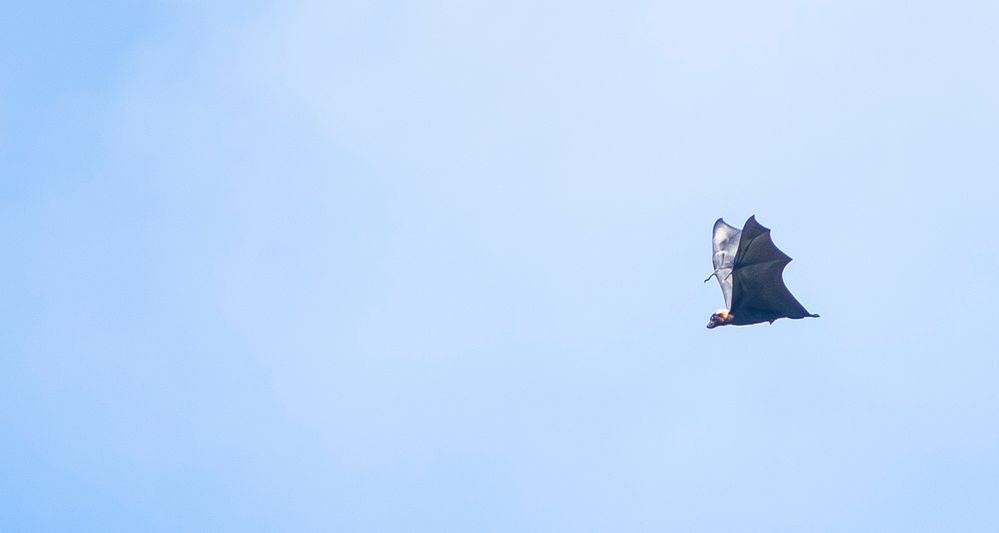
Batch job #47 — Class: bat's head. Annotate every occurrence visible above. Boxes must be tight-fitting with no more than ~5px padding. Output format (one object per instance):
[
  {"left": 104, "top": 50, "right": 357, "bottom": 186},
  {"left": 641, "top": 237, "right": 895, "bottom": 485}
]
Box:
[{"left": 706, "top": 309, "right": 732, "bottom": 329}]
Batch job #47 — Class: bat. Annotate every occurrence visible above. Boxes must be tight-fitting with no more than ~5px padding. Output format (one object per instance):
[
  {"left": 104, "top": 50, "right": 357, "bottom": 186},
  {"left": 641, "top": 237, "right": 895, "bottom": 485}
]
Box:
[{"left": 705, "top": 216, "right": 819, "bottom": 328}]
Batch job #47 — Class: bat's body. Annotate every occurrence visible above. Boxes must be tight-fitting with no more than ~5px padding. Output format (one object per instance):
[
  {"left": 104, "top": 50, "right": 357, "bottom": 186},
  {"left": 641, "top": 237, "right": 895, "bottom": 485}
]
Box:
[{"left": 706, "top": 216, "right": 818, "bottom": 328}]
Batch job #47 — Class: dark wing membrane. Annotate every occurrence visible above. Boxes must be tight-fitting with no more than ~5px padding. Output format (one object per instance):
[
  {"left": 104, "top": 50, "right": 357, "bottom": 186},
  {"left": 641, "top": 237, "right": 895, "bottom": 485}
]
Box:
[
  {"left": 733, "top": 215, "right": 791, "bottom": 269},
  {"left": 729, "top": 216, "right": 813, "bottom": 325}
]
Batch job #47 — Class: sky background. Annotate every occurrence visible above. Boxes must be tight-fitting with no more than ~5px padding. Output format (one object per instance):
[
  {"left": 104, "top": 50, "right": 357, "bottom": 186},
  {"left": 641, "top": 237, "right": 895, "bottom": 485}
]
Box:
[{"left": 3, "top": 1, "right": 999, "bottom": 531}]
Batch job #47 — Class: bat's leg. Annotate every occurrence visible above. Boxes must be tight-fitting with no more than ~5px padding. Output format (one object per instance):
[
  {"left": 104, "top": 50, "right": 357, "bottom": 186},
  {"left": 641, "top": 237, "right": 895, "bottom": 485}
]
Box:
[{"left": 704, "top": 252, "right": 725, "bottom": 282}]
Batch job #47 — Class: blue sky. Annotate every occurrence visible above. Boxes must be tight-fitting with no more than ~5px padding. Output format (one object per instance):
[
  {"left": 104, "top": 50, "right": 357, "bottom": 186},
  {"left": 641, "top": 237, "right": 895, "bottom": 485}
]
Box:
[{"left": 3, "top": 1, "right": 999, "bottom": 531}]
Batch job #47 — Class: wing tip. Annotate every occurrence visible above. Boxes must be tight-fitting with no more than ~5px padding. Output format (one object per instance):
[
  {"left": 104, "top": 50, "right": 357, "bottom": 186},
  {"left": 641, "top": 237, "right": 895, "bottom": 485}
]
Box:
[{"left": 744, "top": 214, "right": 766, "bottom": 228}]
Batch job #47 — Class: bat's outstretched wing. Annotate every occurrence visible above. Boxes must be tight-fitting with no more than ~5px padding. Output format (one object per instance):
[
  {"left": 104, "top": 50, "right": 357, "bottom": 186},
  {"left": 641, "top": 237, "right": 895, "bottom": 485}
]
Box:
[
  {"left": 710, "top": 218, "right": 741, "bottom": 310},
  {"left": 730, "top": 216, "right": 816, "bottom": 325}
]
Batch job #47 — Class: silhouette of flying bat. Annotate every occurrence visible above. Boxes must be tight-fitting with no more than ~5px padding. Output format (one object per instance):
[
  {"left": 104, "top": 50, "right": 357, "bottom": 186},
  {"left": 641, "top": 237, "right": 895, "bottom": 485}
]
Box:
[{"left": 705, "top": 216, "right": 818, "bottom": 328}]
